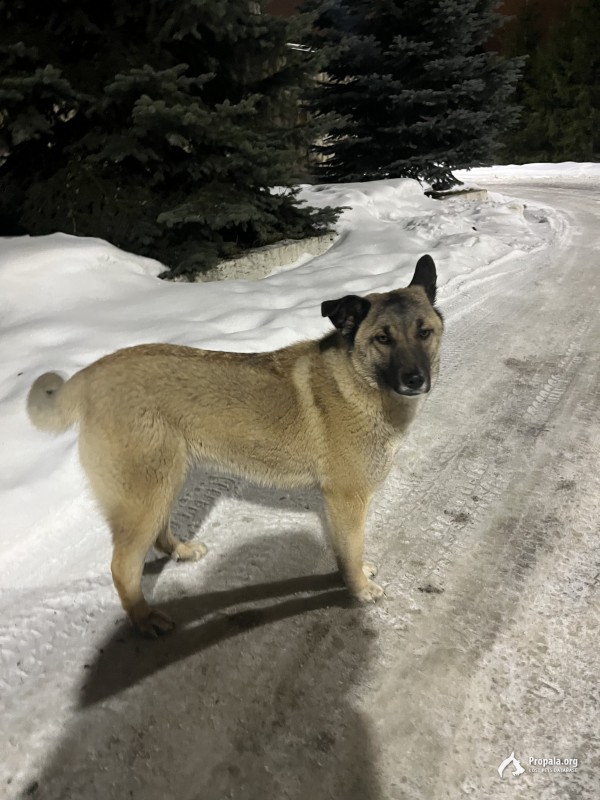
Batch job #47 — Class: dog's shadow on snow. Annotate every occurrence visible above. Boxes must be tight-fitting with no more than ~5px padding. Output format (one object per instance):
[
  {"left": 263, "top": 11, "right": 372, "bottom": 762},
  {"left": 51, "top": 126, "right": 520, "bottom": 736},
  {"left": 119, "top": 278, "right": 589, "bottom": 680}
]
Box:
[
  {"left": 80, "top": 468, "right": 347, "bottom": 708},
  {"left": 80, "top": 468, "right": 355, "bottom": 707},
  {"left": 24, "top": 477, "right": 385, "bottom": 800},
  {"left": 80, "top": 569, "right": 351, "bottom": 707}
]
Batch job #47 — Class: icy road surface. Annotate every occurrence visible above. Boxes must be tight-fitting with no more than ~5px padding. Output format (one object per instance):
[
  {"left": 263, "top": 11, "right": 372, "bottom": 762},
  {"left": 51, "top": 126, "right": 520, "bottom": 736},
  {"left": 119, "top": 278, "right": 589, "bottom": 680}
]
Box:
[{"left": 1, "top": 180, "right": 599, "bottom": 799}]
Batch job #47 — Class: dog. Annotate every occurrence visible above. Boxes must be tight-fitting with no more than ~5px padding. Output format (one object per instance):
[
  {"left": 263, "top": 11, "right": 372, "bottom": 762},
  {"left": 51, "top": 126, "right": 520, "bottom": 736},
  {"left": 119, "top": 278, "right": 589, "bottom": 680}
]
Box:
[{"left": 27, "top": 255, "right": 443, "bottom": 635}]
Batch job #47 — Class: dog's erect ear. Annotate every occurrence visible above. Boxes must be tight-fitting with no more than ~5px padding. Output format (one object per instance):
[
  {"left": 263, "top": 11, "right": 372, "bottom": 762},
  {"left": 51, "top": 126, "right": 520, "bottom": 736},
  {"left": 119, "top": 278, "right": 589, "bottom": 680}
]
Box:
[
  {"left": 321, "top": 295, "right": 371, "bottom": 335},
  {"left": 409, "top": 254, "right": 437, "bottom": 305}
]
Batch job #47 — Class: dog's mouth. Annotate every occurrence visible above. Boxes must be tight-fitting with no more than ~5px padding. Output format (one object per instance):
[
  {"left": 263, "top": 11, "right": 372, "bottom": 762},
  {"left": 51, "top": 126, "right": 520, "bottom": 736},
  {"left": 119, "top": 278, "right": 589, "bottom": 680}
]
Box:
[{"left": 392, "top": 385, "right": 430, "bottom": 398}]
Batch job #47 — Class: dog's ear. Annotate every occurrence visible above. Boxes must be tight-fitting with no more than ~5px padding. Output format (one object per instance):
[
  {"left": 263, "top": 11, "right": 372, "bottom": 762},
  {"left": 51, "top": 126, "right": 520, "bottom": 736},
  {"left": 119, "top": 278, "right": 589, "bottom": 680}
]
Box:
[
  {"left": 409, "top": 254, "right": 437, "bottom": 305},
  {"left": 321, "top": 295, "right": 371, "bottom": 335}
]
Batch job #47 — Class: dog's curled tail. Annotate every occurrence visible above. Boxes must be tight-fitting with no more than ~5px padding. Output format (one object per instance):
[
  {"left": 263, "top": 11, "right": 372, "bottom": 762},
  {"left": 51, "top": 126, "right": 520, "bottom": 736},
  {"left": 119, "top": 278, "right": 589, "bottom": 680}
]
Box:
[{"left": 27, "top": 372, "right": 81, "bottom": 433}]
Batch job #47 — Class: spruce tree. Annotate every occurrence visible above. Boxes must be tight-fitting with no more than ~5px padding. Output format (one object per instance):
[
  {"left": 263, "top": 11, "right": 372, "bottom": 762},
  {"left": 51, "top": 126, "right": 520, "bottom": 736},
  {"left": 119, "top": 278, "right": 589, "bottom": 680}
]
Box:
[
  {"left": 302, "top": 0, "right": 523, "bottom": 189},
  {"left": 0, "top": 1, "right": 339, "bottom": 278},
  {"left": 503, "top": 0, "right": 600, "bottom": 163},
  {"left": 499, "top": 0, "right": 542, "bottom": 162}
]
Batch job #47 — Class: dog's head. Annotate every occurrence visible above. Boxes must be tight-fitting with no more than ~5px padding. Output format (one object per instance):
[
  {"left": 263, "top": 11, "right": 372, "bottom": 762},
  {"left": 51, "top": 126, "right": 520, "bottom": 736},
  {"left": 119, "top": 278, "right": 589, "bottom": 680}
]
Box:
[{"left": 321, "top": 255, "right": 443, "bottom": 397}]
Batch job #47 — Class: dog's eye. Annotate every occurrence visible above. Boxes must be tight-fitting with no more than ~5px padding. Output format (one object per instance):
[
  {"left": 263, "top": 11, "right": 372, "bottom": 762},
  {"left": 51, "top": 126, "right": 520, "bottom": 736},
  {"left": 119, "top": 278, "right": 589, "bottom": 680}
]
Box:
[
  {"left": 417, "top": 328, "right": 433, "bottom": 340},
  {"left": 375, "top": 333, "right": 391, "bottom": 344}
]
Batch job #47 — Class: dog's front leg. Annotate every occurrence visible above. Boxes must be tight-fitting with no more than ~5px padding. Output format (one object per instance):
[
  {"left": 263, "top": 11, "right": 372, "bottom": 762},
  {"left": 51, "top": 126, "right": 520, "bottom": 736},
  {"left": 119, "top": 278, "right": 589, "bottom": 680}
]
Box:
[{"left": 323, "top": 488, "right": 384, "bottom": 602}]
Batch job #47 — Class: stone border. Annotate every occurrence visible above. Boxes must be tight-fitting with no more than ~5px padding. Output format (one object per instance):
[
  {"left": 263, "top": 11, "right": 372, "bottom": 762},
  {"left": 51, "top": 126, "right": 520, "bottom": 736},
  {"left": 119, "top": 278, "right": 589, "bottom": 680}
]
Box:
[
  {"left": 426, "top": 187, "right": 488, "bottom": 202},
  {"left": 193, "top": 232, "right": 338, "bottom": 282}
]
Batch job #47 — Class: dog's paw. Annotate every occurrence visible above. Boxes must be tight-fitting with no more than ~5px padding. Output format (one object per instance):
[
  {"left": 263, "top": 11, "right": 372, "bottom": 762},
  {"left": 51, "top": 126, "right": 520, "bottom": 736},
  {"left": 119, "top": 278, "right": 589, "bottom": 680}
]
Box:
[
  {"left": 172, "top": 540, "right": 208, "bottom": 562},
  {"left": 362, "top": 561, "right": 378, "bottom": 579},
  {"left": 134, "top": 608, "right": 176, "bottom": 638},
  {"left": 353, "top": 579, "right": 385, "bottom": 604}
]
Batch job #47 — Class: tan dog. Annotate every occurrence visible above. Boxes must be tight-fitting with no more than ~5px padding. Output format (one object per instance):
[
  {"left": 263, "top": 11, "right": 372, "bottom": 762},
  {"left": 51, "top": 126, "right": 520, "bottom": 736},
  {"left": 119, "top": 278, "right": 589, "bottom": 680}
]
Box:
[{"left": 27, "top": 255, "right": 443, "bottom": 635}]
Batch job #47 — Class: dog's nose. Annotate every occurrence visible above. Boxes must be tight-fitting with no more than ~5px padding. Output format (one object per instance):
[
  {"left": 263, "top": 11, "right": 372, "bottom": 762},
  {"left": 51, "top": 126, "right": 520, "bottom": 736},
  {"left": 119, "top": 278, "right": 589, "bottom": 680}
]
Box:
[{"left": 402, "top": 370, "right": 425, "bottom": 390}]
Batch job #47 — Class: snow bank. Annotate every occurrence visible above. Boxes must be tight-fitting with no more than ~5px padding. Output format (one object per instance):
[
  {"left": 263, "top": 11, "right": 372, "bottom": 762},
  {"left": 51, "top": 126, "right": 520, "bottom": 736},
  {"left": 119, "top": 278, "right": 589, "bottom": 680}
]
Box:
[{"left": 456, "top": 161, "right": 600, "bottom": 184}]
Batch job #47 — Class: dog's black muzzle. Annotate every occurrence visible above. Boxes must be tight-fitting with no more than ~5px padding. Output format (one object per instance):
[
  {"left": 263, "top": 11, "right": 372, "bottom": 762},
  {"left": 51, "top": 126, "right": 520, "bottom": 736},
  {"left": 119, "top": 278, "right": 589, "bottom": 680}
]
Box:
[
  {"left": 395, "top": 369, "right": 431, "bottom": 396},
  {"left": 378, "top": 350, "right": 431, "bottom": 397}
]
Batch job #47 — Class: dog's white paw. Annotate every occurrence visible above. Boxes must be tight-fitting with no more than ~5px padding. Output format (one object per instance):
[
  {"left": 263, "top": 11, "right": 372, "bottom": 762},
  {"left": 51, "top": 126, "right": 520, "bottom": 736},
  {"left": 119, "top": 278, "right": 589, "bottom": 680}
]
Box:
[
  {"left": 172, "top": 540, "right": 208, "bottom": 562},
  {"left": 362, "top": 561, "right": 378, "bottom": 579},
  {"left": 353, "top": 579, "right": 385, "bottom": 603}
]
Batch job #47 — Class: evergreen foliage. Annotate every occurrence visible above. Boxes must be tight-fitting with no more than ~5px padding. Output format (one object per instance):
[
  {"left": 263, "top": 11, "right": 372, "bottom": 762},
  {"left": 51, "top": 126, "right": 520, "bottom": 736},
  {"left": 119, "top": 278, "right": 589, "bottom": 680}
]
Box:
[
  {"left": 0, "top": 1, "right": 339, "bottom": 278},
  {"left": 301, "top": 0, "right": 523, "bottom": 189},
  {"left": 502, "top": 0, "right": 600, "bottom": 163}
]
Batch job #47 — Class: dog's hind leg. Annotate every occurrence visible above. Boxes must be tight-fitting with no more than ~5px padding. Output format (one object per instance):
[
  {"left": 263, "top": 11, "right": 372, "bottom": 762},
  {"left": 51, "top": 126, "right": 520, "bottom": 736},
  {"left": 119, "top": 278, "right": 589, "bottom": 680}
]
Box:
[
  {"left": 155, "top": 522, "right": 208, "bottom": 562},
  {"left": 110, "top": 508, "right": 175, "bottom": 637},
  {"left": 322, "top": 487, "right": 384, "bottom": 603},
  {"left": 79, "top": 424, "right": 187, "bottom": 636}
]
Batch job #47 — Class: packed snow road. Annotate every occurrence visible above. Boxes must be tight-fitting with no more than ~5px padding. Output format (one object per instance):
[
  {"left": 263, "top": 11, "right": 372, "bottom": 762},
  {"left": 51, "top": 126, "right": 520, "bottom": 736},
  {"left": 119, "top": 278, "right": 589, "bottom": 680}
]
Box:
[
  {"left": 2, "top": 180, "right": 599, "bottom": 799},
  {"left": 365, "top": 182, "right": 600, "bottom": 799}
]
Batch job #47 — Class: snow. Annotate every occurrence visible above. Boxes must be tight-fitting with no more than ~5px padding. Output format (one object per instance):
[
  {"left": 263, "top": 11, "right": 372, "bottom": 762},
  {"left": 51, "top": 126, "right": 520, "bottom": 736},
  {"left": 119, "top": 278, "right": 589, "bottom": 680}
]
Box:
[
  {"left": 0, "top": 163, "right": 597, "bottom": 796},
  {"left": 456, "top": 161, "right": 600, "bottom": 185}
]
